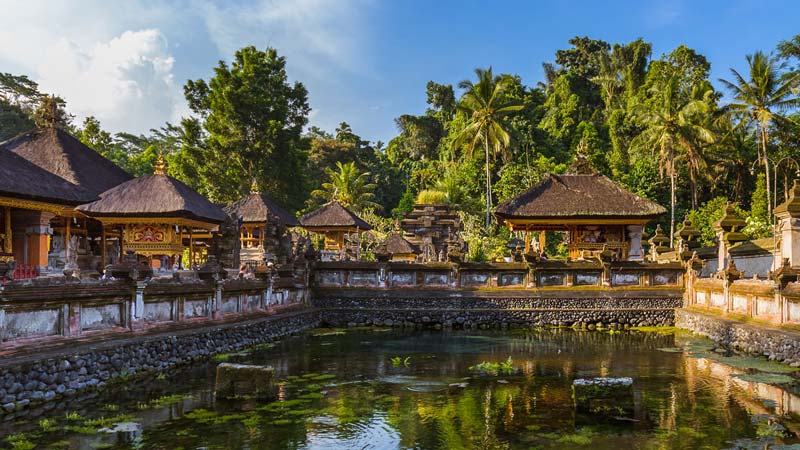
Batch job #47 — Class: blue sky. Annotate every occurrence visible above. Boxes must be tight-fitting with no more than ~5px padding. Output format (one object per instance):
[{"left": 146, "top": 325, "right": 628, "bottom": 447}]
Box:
[{"left": 1, "top": 0, "right": 798, "bottom": 143}]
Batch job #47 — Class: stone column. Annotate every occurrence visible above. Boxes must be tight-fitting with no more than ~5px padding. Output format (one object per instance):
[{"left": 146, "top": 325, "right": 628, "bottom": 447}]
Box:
[
  {"left": 626, "top": 225, "right": 644, "bottom": 261},
  {"left": 716, "top": 229, "right": 728, "bottom": 272},
  {"left": 131, "top": 280, "right": 147, "bottom": 329},
  {"left": 19, "top": 211, "right": 55, "bottom": 271}
]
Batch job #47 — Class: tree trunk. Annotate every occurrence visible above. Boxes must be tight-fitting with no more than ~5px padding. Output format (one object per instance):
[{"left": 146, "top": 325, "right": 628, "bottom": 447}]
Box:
[
  {"left": 484, "top": 131, "right": 492, "bottom": 229},
  {"left": 670, "top": 154, "right": 676, "bottom": 248},
  {"left": 761, "top": 125, "right": 772, "bottom": 221}
]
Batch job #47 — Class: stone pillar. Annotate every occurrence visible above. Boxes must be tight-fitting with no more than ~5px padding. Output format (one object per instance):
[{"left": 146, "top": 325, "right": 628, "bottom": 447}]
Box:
[
  {"left": 212, "top": 279, "right": 223, "bottom": 319},
  {"left": 716, "top": 229, "right": 728, "bottom": 271},
  {"left": 22, "top": 211, "right": 55, "bottom": 271},
  {"left": 131, "top": 280, "right": 147, "bottom": 329},
  {"left": 626, "top": 225, "right": 644, "bottom": 261},
  {"left": 778, "top": 218, "right": 800, "bottom": 268}
]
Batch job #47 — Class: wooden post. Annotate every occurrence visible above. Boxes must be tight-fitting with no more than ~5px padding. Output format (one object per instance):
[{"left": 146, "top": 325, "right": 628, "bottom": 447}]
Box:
[
  {"left": 65, "top": 217, "right": 71, "bottom": 262},
  {"left": 3, "top": 206, "right": 11, "bottom": 254},
  {"left": 539, "top": 231, "right": 546, "bottom": 253},
  {"left": 524, "top": 227, "right": 530, "bottom": 253},
  {"left": 189, "top": 228, "right": 194, "bottom": 269},
  {"left": 101, "top": 226, "right": 107, "bottom": 269}
]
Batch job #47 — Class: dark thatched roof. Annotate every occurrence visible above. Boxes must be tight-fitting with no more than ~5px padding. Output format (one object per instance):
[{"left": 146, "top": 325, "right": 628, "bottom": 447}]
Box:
[
  {"left": 225, "top": 192, "right": 299, "bottom": 226},
  {"left": 0, "top": 149, "right": 97, "bottom": 205},
  {"left": 383, "top": 234, "right": 420, "bottom": 255},
  {"left": 494, "top": 173, "right": 666, "bottom": 220},
  {"left": 299, "top": 202, "right": 372, "bottom": 230},
  {"left": 77, "top": 174, "right": 228, "bottom": 224},
  {"left": 1, "top": 127, "right": 132, "bottom": 196}
]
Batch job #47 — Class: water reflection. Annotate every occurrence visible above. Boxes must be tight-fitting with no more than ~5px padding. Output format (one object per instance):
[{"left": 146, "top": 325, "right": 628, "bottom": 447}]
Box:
[{"left": 2, "top": 328, "right": 799, "bottom": 449}]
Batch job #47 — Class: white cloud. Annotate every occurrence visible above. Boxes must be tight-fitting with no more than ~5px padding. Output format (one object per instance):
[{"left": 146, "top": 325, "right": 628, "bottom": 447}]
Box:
[
  {"left": 35, "top": 29, "right": 180, "bottom": 134},
  {"left": 199, "top": 0, "right": 373, "bottom": 77}
]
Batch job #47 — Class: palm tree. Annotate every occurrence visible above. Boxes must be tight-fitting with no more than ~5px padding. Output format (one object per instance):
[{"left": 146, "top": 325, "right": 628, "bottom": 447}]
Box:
[
  {"left": 719, "top": 51, "right": 800, "bottom": 217},
  {"left": 590, "top": 52, "right": 623, "bottom": 113},
  {"left": 311, "top": 161, "right": 380, "bottom": 212},
  {"left": 454, "top": 67, "right": 523, "bottom": 228},
  {"left": 632, "top": 76, "right": 715, "bottom": 243}
]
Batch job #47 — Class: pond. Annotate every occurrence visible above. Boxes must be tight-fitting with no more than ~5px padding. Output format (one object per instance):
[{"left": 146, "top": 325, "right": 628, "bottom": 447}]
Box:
[{"left": 3, "top": 328, "right": 800, "bottom": 450}]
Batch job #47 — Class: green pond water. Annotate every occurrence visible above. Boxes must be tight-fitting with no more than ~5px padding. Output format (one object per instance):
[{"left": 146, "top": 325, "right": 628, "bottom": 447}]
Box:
[{"left": 3, "top": 328, "right": 800, "bottom": 450}]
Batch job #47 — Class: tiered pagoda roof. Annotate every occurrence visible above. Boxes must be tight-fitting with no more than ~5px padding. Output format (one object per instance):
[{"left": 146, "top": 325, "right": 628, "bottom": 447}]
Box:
[
  {"left": 1, "top": 127, "right": 132, "bottom": 197},
  {"left": 299, "top": 202, "right": 372, "bottom": 230},
  {"left": 494, "top": 173, "right": 666, "bottom": 221}
]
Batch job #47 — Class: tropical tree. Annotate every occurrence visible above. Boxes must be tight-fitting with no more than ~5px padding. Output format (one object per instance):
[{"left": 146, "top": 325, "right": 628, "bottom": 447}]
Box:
[
  {"left": 454, "top": 67, "right": 523, "bottom": 228},
  {"left": 632, "top": 76, "right": 715, "bottom": 243},
  {"left": 311, "top": 161, "right": 380, "bottom": 212},
  {"left": 719, "top": 51, "right": 800, "bottom": 217}
]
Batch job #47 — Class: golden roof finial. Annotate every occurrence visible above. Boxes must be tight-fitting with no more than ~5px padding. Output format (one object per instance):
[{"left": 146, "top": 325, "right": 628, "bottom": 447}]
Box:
[
  {"left": 153, "top": 151, "right": 167, "bottom": 175},
  {"left": 250, "top": 178, "right": 260, "bottom": 194}
]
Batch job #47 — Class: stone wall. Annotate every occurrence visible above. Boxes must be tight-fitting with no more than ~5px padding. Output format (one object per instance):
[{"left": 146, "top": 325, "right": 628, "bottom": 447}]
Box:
[
  {"left": 0, "top": 309, "right": 320, "bottom": 418},
  {"left": 676, "top": 309, "right": 800, "bottom": 366},
  {"left": 313, "top": 289, "right": 682, "bottom": 329},
  {"left": 1, "top": 275, "right": 307, "bottom": 344}
]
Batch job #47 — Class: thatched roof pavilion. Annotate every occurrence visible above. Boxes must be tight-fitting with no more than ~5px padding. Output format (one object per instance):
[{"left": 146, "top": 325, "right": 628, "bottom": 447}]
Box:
[
  {"left": 2, "top": 127, "right": 132, "bottom": 197},
  {"left": 381, "top": 233, "right": 420, "bottom": 262},
  {"left": 299, "top": 202, "right": 371, "bottom": 230},
  {"left": 299, "top": 202, "right": 371, "bottom": 257},
  {"left": 0, "top": 150, "right": 100, "bottom": 265},
  {"left": 225, "top": 184, "right": 299, "bottom": 265},
  {"left": 77, "top": 157, "right": 227, "bottom": 265},
  {"left": 495, "top": 164, "right": 665, "bottom": 261},
  {"left": 226, "top": 188, "right": 299, "bottom": 227}
]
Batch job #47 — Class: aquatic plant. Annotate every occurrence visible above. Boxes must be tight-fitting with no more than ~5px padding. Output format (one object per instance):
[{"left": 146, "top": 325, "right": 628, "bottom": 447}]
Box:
[
  {"left": 469, "top": 356, "right": 519, "bottom": 376},
  {"left": 5, "top": 434, "right": 36, "bottom": 450},
  {"left": 390, "top": 356, "right": 411, "bottom": 367},
  {"left": 155, "top": 373, "right": 167, "bottom": 381},
  {"left": 65, "top": 411, "right": 84, "bottom": 421},
  {"left": 38, "top": 417, "right": 57, "bottom": 432}
]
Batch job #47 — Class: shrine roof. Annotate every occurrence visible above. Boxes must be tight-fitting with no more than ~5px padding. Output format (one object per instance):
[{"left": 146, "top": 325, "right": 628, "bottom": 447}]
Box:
[
  {"left": 299, "top": 202, "right": 372, "bottom": 230},
  {"left": 0, "top": 149, "right": 97, "bottom": 205},
  {"left": 225, "top": 192, "right": 299, "bottom": 226},
  {"left": 494, "top": 173, "right": 666, "bottom": 221},
  {"left": 1, "top": 127, "right": 132, "bottom": 196},
  {"left": 76, "top": 173, "right": 228, "bottom": 225},
  {"left": 383, "top": 234, "right": 420, "bottom": 255}
]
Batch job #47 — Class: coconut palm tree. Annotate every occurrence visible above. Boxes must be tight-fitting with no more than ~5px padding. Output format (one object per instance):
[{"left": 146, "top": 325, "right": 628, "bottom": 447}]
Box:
[
  {"left": 454, "top": 67, "right": 523, "bottom": 228},
  {"left": 311, "top": 161, "right": 380, "bottom": 212},
  {"left": 719, "top": 51, "right": 800, "bottom": 217},
  {"left": 632, "top": 76, "right": 715, "bottom": 244}
]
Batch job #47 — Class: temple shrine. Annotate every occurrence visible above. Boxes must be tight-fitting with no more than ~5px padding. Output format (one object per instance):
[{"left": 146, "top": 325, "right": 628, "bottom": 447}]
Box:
[
  {"left": 399, "top": 203, "right": 463, "bottom": 262},
  {"left": 494, "top": 158, "right": 666, "bottom": 261},
  {"left": 77, "top": 155, "right": 228, "bottom": 270},
  {"left": 0, "top": 126, "right": 133, "bottom": 273},
  {"left": 226, "top": 182, "right": 299, "bottom": 266},
  {"left": 299, "top": 202, "right": 371, "bottom": 261}
]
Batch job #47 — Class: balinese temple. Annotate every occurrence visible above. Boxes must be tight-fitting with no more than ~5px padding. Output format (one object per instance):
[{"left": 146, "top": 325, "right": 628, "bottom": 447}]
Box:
[
  {"left": 400, "top": 203, "right": 462, "bottom": 262},
  {"left": 225, "top": 182, "right": 299, "bottom": 266},
  {"left": 0, "top": 127, "right": 133, "bottom": 273},
  {"left": 77, "top": 156, "right": 228, "bottom": 270},
  {"left": 299, "top": 201, "right": 371, "bottom": 261},
  {"left": 379, "top": 233, "right": 421, "bottom": 262},
  {"left": 494, "top": 159, "right": 666, "bottom": 261},
  {"left": 0, "top": 149, "right": 97, "bottom": 269}
]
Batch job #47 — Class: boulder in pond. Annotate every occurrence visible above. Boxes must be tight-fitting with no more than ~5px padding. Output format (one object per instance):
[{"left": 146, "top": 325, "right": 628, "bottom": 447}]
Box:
[
  {"left": 572, "top": 377, "right": 634, "bottom": 417},
  {"left": 215, "top": 363, "right": 276, "bottom": 400}
]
